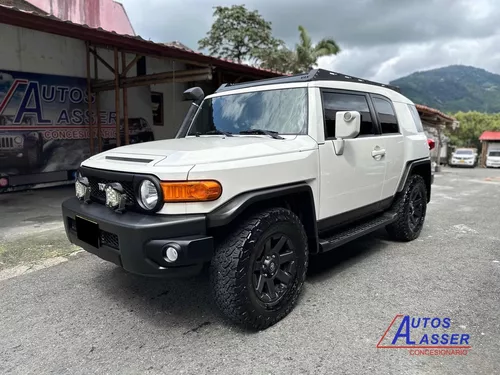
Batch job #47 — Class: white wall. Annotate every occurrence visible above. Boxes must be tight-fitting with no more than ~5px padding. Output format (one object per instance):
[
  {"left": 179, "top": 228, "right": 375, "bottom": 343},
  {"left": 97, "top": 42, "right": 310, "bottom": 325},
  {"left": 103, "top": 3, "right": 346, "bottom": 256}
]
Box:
[
  {"left": 146, "top": 57, "right": 191, "bottom": 139},
  {"left": 488, "top": 142, "right": 500, "bottom": 152}
]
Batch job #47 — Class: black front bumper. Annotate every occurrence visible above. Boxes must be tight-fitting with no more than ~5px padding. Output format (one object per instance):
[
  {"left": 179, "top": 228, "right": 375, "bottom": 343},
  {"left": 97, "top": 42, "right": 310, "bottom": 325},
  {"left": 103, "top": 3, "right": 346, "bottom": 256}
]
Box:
[{"left": 62, "top": 197, "right": 214, "bottom": 277}]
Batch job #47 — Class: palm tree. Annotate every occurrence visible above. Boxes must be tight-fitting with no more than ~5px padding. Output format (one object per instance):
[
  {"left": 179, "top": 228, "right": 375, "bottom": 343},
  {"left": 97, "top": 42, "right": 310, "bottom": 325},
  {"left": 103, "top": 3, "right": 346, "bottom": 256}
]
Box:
[
  {"left": 294, "top": 25, "right": 340, "bottom": 73},
  {"left": 259, "top": 25, "right": 341, "bottom": 74}
]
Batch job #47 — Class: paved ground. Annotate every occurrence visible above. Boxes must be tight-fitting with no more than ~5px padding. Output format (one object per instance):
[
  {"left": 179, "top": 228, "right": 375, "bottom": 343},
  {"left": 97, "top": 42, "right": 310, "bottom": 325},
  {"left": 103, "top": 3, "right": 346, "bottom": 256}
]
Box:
[
  {"left": 0, "top": 186, "right": 79, "bottom": 275},
  {"left": 1, "top": 167, "right": 499, "bottom": 375}
]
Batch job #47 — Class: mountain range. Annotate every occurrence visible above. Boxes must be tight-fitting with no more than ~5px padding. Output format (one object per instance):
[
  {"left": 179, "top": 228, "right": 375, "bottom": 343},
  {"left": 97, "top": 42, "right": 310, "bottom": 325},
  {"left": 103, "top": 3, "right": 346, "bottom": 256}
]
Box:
[{"left": 389, "top": 65, "right": 500, "bottom": 114}]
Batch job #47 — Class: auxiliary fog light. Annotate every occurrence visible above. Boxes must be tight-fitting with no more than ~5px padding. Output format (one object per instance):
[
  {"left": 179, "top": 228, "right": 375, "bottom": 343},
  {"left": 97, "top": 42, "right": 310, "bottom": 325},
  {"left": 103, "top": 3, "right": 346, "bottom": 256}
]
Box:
[
  {"left": 164, "top": 246, "right": 179, "bottom": 263},
  {"left": 75, "top": 174, "right": 91, "bottom": 201},
  {"left": 105, "top": 183, "right": 126, "bottom": 212}
]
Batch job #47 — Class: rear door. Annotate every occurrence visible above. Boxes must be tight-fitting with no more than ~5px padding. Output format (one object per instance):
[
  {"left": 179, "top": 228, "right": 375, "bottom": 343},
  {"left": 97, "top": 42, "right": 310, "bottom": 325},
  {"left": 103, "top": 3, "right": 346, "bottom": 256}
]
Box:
[
  {"left": 369, "top": 94, "right": 405, "bottom": 200},
  {"left": 318, "top": 90, "right": 387, "bottom": 220}
]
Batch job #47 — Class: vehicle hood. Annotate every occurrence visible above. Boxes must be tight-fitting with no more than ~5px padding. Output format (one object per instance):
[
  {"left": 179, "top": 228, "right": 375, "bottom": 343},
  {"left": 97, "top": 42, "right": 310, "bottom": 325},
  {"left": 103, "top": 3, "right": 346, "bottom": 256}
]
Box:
[
  {"left": 452, "top": 153, "right": 474, "bottom": 158},
  {"left": 84, "top": 135, "right": 318, "bottom": 168},
  {"left": 487, "top": 156, "right": 500, "bottom": 161}
]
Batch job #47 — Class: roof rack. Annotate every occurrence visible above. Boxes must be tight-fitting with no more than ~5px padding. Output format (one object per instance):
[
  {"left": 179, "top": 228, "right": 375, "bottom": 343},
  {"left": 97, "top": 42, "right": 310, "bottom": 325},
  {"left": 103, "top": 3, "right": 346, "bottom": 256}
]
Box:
[{"left": 215, "top": 68, "right": 401, "bottom": 93}]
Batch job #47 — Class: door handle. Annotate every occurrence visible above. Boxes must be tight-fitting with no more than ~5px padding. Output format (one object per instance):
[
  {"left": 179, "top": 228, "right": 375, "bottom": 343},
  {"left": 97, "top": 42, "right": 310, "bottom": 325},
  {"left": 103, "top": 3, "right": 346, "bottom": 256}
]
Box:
[{"left": 372, "top": 147, "right": 386, "bottom": 159}]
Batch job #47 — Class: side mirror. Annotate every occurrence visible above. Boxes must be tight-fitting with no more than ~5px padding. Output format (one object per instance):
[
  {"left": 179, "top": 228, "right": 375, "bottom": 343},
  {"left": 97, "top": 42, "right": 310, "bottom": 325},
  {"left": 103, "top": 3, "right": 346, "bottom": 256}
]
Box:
[
  {"left": 332, "top": 111, "right": 361, "bottom": 155},
  {"left": 182, "top": 87, "right": 204, "bottom": 103}
]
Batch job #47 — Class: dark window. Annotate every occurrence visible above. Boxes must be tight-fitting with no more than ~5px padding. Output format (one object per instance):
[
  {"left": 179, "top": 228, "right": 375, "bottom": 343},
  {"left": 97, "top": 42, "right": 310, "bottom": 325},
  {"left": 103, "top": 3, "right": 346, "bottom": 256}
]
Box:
[
  {"left": 137, "top": 57, "right": 146, "bottom": 76},
  {"left": 322, "top": 92, "right": 376, "bottom": 138},
  {"left": 373, "top": 97, "right": 399, "bottom": 134}
]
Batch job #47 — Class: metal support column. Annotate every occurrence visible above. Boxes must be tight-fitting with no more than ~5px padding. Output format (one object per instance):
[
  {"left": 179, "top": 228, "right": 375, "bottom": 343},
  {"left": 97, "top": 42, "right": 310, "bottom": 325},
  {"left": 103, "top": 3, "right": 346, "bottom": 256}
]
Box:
[
  {"left": 85, "top": 41, "right": 94, "bottom": 155},
  {"left": 121, "top": 51, "right": 129, "bottom": 145},
  {"left": 113, "top": 47, "right": 121, "bottom": 148}
]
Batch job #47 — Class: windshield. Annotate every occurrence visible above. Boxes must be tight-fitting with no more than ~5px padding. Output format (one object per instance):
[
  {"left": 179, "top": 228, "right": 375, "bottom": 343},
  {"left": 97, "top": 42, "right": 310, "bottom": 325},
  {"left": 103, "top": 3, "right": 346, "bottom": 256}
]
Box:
[
  {"left": 489, "top": 151, "right": 500, "bottom": 157},
  {"left": 455, "top": 149, "right": 473, "bottom": 155},
  {"left": 187, "top": 88, "right": 308, "bottom": 136}
]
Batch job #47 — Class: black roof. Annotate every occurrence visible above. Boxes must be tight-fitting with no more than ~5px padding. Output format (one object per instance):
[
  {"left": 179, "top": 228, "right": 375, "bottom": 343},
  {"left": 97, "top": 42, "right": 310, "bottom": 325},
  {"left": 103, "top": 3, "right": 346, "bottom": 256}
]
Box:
[{"left": 216, "top": 68, "right": 401, "bottom": 93}]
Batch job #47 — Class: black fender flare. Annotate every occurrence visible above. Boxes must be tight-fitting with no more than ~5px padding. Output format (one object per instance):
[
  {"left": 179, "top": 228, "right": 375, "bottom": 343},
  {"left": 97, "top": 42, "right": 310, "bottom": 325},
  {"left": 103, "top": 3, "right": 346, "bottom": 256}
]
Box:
[
  {"left": 397, "top": 157, "right": 432, "bottom": 202},
  {"left": 206, "top": 182, "right": 319, "bottom": 253}
]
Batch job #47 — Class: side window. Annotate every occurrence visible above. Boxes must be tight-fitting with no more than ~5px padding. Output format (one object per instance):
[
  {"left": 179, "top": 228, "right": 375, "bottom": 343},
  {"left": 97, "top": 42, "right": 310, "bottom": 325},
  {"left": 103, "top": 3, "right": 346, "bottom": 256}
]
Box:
[
  {"left": 373, "top": 97, "right": 399, "bottom": 134},
  {"left": 408, "top": 104, "right": 425, "bottom": 133},
  {"left": 322, "top": 92, "right": 376, "bottom": 138}
]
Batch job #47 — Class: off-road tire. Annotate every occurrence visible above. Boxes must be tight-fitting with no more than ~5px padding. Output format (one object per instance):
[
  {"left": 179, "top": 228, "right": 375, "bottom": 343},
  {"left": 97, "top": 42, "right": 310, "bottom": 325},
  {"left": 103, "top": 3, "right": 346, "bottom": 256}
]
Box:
[
  {"left": 386, "top": 174, "right": 427, "bottom": 242},
  {"left": 210, "top": 207, "right": 309, "bottom": 330}
]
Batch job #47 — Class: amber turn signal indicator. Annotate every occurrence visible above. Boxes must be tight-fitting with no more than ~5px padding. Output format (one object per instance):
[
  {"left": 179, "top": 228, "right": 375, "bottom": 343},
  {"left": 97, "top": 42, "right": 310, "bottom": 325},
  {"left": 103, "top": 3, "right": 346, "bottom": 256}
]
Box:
[{"left": 160, "top": 180, "right": 222, "bottom": 202}]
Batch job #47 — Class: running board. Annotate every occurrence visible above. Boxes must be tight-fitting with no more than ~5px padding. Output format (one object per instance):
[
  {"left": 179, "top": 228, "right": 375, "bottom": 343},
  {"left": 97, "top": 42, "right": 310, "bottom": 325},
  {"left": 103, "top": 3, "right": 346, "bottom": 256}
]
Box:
[{"left": 318, "top": 211, "right": 397, "bottom": 253}]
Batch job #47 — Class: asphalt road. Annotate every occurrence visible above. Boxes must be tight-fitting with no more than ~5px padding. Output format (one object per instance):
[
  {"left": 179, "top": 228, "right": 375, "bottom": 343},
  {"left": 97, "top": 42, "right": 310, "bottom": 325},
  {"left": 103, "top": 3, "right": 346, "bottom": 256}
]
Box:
[{"left": 1, "top": 167, "right": 499, "bottom": 375}]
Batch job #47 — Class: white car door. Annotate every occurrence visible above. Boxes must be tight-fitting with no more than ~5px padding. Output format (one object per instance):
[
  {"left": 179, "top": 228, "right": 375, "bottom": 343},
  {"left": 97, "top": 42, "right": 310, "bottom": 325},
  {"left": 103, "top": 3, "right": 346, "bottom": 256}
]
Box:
[
  {"left": 369, "top": 94, "right": 405, "bottom": 200},
  {"left": 318, "top": 90, "right": 387, "bottom": 223}
]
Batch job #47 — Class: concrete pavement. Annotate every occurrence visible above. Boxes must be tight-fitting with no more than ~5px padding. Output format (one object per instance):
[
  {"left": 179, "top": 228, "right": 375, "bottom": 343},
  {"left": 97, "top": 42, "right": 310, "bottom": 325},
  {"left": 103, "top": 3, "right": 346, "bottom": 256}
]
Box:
[{"left": 0, "top": 167, "right": 499, "bottom": 374}]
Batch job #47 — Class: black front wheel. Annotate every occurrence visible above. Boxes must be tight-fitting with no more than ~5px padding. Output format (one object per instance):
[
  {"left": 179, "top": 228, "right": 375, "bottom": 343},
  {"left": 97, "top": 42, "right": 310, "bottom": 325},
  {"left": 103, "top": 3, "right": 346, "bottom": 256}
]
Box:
[
  {"left": 386, "top": 174, "right": 428, "bottom": 241},
  {"left": 210, "top": 207, "right": 309, "bottom": 330}
]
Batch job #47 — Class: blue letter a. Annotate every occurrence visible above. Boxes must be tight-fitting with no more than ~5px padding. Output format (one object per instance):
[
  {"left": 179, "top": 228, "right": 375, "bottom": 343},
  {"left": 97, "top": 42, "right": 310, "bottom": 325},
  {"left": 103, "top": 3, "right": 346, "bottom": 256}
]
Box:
[
  {"left": 14, "top": 82, "right": 51, "bottom": 124},
  {"left": 391, "top": 315, "right": 416, "bottom": 345}
]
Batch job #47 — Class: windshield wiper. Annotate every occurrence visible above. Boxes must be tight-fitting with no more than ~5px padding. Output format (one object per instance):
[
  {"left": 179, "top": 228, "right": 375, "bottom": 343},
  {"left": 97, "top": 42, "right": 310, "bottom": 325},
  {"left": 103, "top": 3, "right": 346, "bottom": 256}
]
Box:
[
  {"left": 205, "top": 129, "right": 233, "bottom": 137},
  {"left": 239, "top": 129, "right": 284, "bottom": 139}
]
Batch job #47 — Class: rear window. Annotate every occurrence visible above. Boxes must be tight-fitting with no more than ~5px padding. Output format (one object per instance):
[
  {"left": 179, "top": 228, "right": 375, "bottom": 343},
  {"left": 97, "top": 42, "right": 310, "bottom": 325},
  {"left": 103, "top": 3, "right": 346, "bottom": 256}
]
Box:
[{"left": 407, "top": 104, "right": 424, "bottom": 133}]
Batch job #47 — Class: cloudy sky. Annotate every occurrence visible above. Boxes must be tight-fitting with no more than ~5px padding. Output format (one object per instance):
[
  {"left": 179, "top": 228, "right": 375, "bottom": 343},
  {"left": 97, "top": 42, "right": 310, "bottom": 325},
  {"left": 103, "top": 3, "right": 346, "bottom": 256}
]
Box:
[{"left": 120, "top": 0, "right": 500, "bottom": 83}]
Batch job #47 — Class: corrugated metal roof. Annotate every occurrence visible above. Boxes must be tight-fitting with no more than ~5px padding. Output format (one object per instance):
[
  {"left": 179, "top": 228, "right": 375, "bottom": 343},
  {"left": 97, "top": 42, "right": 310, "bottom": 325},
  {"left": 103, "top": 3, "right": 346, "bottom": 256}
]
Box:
[
  {"left": 0, "top": 3, "right": 287, "bottom": 78},
  {"left": 479, "top": 131, "right": 500, "bottom": 141}
]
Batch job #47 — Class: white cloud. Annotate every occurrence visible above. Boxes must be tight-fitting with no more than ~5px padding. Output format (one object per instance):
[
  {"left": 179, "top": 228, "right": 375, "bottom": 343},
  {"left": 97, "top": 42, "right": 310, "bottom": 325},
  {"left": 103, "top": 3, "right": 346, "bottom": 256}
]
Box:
[{"left": 120, "top": 0, "right": 500, "bottom": 82}]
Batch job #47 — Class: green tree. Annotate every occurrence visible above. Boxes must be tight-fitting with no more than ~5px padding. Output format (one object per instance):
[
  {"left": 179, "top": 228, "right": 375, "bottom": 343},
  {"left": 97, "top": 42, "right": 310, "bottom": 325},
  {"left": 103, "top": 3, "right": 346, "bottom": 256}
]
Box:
[
  {"left": 259, "top": 25, "right": 341, "bottom": 74},
  {"left": 198, "top": 5, "right": 282, "bottom": 63},
  {"left": 446, "top": 111, "right": 500, "bottom": 150}
]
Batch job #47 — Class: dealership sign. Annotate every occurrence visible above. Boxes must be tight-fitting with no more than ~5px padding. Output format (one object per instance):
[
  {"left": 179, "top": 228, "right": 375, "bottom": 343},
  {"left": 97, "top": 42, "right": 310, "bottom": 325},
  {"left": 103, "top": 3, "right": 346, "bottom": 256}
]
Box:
[{"left": 0, "top": 69, "right": 117, "bottom": 139}]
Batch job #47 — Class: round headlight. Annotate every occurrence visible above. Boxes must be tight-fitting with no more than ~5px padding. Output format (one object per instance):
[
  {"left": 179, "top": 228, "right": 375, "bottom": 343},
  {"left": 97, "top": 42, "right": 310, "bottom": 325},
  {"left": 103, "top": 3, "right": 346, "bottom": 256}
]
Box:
[
  {"left": 138, "top": 180, "right": 159, "bottom": 210},
  {"left": 13, "top": 136, "right": 23, "bottom": 145}
]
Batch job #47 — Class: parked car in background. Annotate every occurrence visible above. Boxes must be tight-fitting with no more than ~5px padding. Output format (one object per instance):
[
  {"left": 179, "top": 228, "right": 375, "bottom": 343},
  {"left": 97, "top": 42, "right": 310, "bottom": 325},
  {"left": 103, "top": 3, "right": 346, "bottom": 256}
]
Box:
[
  {"left": 486, "top": 150, "right": 500, "bottom": 168},
  {"left": 449, "top": 148, "right": 478, "bottom": 168},
  {"left": 0, "top": 130, "right": 44, "bottom": 169}
]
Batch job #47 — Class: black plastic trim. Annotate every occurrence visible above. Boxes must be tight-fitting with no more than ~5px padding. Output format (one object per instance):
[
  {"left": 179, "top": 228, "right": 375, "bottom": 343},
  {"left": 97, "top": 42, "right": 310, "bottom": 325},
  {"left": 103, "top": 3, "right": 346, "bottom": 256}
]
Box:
[
  {"left": 134, "top": 175, "right": 164, "bottom": 213},
  {"left": 319, "top": 211, "right": 397, "bottom": 252},
  {"left": 105, "top": 156, "right": 154, "bottom": 163},
  {"left": 397, "top": 157, "right": 432, "bottom": 192},
  {"left": 78, "top": 166, "right": 165, "bottom": 214},
  {"left": 317, "top": 196, "right": 393, "bottom": 234},
  {"left": 206, "top": 182, "right": 317, "bottom": 228},
  {"left": 216, "top": 68, "right": 401, "bottom": 93},
  {"left": 62, "top": 196, "right": 212, "bottom": 277}
]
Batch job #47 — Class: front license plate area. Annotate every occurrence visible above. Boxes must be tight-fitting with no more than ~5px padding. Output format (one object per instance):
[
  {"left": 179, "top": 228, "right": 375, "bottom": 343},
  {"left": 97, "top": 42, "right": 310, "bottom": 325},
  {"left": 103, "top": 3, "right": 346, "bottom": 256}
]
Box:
[{"left": 75, "top": 215, "right": 100, "bottom": 248}]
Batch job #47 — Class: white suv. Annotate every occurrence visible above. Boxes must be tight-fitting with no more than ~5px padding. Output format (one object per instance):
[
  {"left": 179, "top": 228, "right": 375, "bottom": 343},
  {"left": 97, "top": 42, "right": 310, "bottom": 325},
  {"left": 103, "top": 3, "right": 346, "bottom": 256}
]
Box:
[
  {"left": 486, "top": 149, "right": 500, "bottom": 168},
  {"left": 62, "top": 69, "right": 433, "bottom": 330},
  {"left": 450, "top": 148, "right": 478, "bottom": 167}
]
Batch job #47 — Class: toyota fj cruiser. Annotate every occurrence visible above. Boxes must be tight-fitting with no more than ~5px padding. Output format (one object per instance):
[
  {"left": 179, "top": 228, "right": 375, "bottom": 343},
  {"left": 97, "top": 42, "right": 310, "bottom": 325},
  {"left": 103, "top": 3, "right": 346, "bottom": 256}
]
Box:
[{"left": 62, "top": 69, "right": 433, "bottom": 330}]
